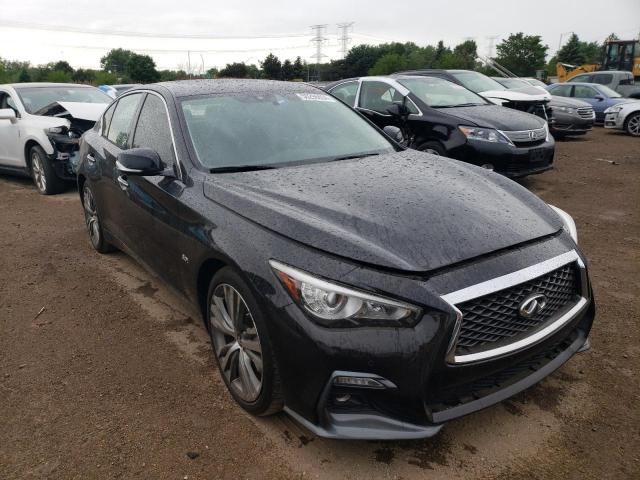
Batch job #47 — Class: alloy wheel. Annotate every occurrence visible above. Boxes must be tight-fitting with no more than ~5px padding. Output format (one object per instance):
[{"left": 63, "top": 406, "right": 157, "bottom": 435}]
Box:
[
  {"left": 627, "top": 114, "right": 640, "bottom": 136},
  {"left": 83, "top": 185, "right": 101, "bottom": 247},
  {"left": 424, "top": 148, "right": 441, "bottom": 156},
  {"left": 209, "top": 284, "right": 263, "bottom": 402},
  {"left": 31, "top": 153, "right": 46, "bottom": 192}
]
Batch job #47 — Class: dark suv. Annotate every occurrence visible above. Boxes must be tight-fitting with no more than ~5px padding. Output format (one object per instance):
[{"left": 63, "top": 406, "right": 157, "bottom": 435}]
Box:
[{"left": 325, "top": 75, "right": 555, "bottom": 178}]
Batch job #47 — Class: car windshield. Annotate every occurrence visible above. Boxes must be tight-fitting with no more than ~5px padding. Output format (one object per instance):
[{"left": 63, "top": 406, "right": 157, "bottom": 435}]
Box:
[
  {"left": 597, "top": 85, "right": 622, "bottom": 98},
  {"left": 496, "top": 78, "right": 530, "bottom": 89},
  {"left": 181, "top": 91, "right": 395, "bottom": 169},
  {"left": 451, "top": 71, "right": 507, "bottom": 93},
  {"left": 16, "top": 86, "right": 112, "bottom": 114},
  {"left": 397, "top": 77, "right": 488, "bottom": 108}
]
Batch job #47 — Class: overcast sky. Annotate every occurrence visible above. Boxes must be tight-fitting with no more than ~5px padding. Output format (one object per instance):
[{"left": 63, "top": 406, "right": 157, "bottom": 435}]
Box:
[{"left": 0, "top": 0, "right": 638, "bottom": 71}]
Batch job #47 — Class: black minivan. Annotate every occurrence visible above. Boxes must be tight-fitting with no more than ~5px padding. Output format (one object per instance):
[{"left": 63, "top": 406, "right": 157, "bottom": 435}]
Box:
[{"left": 325, "top": 75, "right": 555, "bottom": 178}]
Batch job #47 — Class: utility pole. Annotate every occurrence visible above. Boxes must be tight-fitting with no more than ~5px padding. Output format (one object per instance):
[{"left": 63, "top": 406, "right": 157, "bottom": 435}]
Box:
[
  {"left": 310, "top": 24, "right": 328, "bottom": 81},
  {"left": 337, "top": 22, "right": 354, "bottom": 59},
  {"left": 486, "top": 35, "right": 499, "bottom": 59}
]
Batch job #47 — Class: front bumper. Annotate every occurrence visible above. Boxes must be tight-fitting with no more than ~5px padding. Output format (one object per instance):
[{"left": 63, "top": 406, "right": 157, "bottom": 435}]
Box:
[
  {"left": 450, "top": 137, "right": 555, "bottom": 178},
  {"left": 551, "top": 114, "right": 594, "bottom": 135},
  {"left": 47, "top": 134, "right": 80, "bottom": 181},
  {"left": 604, "top": 112, "right": 625, "bottom": 130},
  {"left": 265, "top": 234, "right": 594, "bottom": 440}
]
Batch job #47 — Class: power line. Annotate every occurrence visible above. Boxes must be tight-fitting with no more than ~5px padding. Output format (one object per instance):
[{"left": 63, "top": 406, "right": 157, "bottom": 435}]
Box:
[
  {"left": 0, "top": 19, "right": 310, "bottom": 40},
  {"left": 337, "top": 22, "right": 354, "bottom": 59},
  {"left": 46, "top": 43, "right": 312, "bottom": 54}
]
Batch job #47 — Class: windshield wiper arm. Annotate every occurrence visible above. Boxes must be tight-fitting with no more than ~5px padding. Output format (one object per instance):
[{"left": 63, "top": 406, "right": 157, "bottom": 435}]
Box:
[
  {"left": 329, "top": 152, "right": 381, "bottom": 162},
  {"left": 209, "top": 165, "right": 277, "bottom": 173}
]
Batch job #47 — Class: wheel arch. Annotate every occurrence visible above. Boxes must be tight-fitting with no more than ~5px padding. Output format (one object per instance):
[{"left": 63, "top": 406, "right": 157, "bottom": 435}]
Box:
[
  {"left": 23, "top": 139, "right": 47, "bottom": 172},
  {"left": 196, "top": 257, "right": 229, "bottom": 324}
]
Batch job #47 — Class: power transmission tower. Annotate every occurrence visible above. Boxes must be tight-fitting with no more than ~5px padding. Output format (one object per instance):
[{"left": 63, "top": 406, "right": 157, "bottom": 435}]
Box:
[
  {"left": 337, "top": 22, "right": 354, "bottom": 58},
  {"left": 310, "top": 24, "right": 328, "bottom": 81}
]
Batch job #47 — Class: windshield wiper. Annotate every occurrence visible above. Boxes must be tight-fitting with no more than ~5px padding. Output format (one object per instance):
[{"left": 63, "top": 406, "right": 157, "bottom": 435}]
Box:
[
  {"left": 329, "top": 152, "right": 381, "bottom": 162},
  {"left": 209, "top": 165, "right": 277, "bottom": 173}
]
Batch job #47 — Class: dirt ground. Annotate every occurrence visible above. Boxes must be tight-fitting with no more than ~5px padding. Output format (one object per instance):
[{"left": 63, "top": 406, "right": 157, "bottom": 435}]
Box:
[{"left": 1, "top": 127, "right": 639, "bottom": 480}]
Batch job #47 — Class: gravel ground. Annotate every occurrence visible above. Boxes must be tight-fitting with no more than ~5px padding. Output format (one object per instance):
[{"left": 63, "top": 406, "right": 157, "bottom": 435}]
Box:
[{"left": 1, "top": 127, "right": 638, "bottom": 479}]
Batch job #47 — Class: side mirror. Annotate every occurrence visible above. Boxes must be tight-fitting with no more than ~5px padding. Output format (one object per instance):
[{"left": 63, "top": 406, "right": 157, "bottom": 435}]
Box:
[
  {"left": 0, "top": 108, "right": 17, "bottom": 123},
  {"left": 594, "top": 95, "right": 604, "bottom": 101},
  {"left": 116, "top": 148, "right": 163, "bottom": 176},
  {"left": 386, "top": 103, "right": 410, "bottom": 117},
  {"left": 383, "top": 125, "right": 405, "bottom": 144}
]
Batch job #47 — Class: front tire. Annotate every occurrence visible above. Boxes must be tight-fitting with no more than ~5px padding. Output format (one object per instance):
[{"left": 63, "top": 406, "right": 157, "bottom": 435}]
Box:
[
  {"left": 624, "top": 112, "right": 640, "bottom": 137},
  {"left": 207, "top": 267, "right": 283, "bottom": 416},
  {"left": 30, "top": 145, "right": 65, "bottom": 195},
  {"left": 415, "top": 141, "right": 446, "bottom": 156},
  {"left": 82, "top": 182, "right": 114, "bottom": 253}
]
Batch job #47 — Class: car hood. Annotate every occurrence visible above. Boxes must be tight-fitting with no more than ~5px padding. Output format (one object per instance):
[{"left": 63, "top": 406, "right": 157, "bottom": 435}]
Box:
[
  {"left": 437, "top": 105, "right": 545, "bottom": 130},
  {"left": 36, "top": 101, "right": 108, "bottom": 121},
  {"left": 480, "top": 89, "right": 550, "bottom": 104},
  {"left": 549, "top": 96, "right": 592, "bottom": 108},
  {"left": 203, "top": 151, "right": 562, "bottom": 272}
]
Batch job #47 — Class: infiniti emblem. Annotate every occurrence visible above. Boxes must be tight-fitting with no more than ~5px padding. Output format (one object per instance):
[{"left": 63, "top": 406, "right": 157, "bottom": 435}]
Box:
[{"left": 519, "top": 293, "right": 547, "bottom": 318}]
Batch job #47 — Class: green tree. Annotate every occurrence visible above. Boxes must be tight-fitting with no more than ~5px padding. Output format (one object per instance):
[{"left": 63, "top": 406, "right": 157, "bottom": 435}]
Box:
[
  {"left": 94, "top": 71, "right": 117, "bottom": 85},
  {"left": 53, "top": 61, "right": 73, "bottom": 74},
  {"left": 127, "top": 53, "right": 160, "bottom": 83},
  {"left": 557, "top": 33, "right": 584, "bottom": 65},
  {"left": 453, "top": 40, "right": 479, "bottom": 69},
  {"left": 18, "top": 68, "right": 31, "bottom": 82},
  {"left": 344, "top": 44, "right": 383, "bottom": 77},
  {"left": 369, "top": 53, "right": 406, "bottom": 75},
  {"left": 46, "top": 70, "right": 73, "bottom": 82},
  {"left": 495, "top": 33, "right": 548, "bottom": 76},
  {"left": 100, "top": 48, "right": 135, "bottom": 76},
  {"left": 218, "top": 62, "right": 249, "bottom": 78},
  {"left": 261, "top": 53, "right": 282, "bottom": 80},
  {"left": 292, "top": 56, "right": 305, "bottom": 79},
  {"left": 205, "top": 67, "right": 219, "bottom": 79},
  {"left": 72, "top": 68, "right": 96, "bottom": 83},
  {"left": 580, "top": 41, "right": 603, "bottom": 64},
  {"left": 281, "top": 59, "right": 294, "bottom": 80}
]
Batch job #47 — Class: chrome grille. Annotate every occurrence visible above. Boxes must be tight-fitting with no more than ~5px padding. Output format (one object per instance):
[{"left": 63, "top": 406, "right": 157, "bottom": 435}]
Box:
[
  {"left": 502, "top": 127, "right": 547, "bottom": 144},
  {"left": 454, "top": 263, "right": 580, "bottom": 355},
  {"left": 577, "top": 107, "right": 594, "bottom": 119}
]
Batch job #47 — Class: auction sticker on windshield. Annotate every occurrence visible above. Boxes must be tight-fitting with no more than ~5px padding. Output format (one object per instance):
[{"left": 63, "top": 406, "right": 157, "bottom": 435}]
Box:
[{"left": 296, "top": 93, "right": 336, "bottom": 102}]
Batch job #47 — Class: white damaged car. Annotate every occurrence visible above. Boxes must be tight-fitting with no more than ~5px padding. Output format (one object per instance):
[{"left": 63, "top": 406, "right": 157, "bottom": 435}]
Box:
[
  {"left": 604, "top": 101, "right": 640, "bottom": 137},
  {"left": 0, "top": 83, "right": 111, "bottom": 194}
]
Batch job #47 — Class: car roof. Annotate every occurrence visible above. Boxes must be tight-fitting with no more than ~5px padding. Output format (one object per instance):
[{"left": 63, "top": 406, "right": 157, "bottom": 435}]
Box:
[
  {"left": 553, "top": 82, "right": 602, "bottom": 87},
  {"left": 152, "top": 79, "right": 324, "bottom": 98},
  {"left": 9, "top": 82, "right": 94, "bottom": 89}
]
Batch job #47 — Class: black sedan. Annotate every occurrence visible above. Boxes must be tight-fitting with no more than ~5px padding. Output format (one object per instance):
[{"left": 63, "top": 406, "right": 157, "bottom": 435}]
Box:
[
  {"left": 77, "top": 80, "right": 594, "bottom": 440},
  {"left": 325, "top": 75, "right": 555, "bottom": 178}
]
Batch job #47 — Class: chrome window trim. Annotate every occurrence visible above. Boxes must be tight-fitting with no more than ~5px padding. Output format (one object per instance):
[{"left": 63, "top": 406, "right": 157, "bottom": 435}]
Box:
[
  {"left": 441, "top": 250, "right": 588, "bottom": 364},
  {"left": 113, "top": 89, "right": 183, "bottom": 182}
]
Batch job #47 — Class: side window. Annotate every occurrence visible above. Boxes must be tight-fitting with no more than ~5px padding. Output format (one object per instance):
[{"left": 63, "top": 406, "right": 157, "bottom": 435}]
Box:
[
  {"left": 132, "top": 94, "right": 175, "bottom": 165},
  {"left": 101, "top": 102, "right": 117, "bottom": 137},
  {"left": 329, "top": 82, "right": 358, "bottom": 106},
  {"left": 0, "top": 92, "right": 18, "bottom": 113},
  {"left": 550, "top": 85, "right": 572, "bottom": 97},
  {"left": 359, "top": 81, "right": 396, "bottom": 113},
  {"left": 568, "top": 74, "right": 592, "bottom": 83},
  {"left": 573, "top": 86, "right": 597, "bottom": 98},
  {"left": 592, "top": 74, "right": 613, "bottom": 85},
  {"left": 107, "top": 93, "right": 142, "bottom": 148}
]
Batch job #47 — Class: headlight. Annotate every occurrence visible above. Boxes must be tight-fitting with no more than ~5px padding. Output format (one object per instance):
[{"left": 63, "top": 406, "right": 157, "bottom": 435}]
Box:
[
  {"left": 604, "top": 104, "right": 625, "bottom": 114},
  {"left": 548, "top": 205, "right": 578, "bottom": 243},
  {"left": 270, "top": 260, "right": 421, "bottom": 327},
  {"left": 556, "top": 106, "right": 576, "bottom": 114},
  {"left": 458, "top": 126, "right": 512, "bottom": 144}
]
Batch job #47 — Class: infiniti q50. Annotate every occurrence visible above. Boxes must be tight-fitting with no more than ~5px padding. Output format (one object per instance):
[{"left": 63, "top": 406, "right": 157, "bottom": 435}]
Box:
[{"left": 76, "top": 80, "right": 594, "bottom": 440}]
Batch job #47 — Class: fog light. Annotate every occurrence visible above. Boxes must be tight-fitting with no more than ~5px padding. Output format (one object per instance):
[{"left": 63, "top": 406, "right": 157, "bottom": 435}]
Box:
[
  {"left": 333, "top": 376, "right": 385, "bottom": 389},
  {"left": 335, "top": 393, "right": 352, "bottom": 403}
]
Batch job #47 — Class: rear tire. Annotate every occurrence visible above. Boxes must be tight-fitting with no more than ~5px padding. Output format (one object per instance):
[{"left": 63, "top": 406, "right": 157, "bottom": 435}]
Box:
[
  {"left": 30, "top": 145, "right": 65, "bottom": 195},
  {"left": 624, "top": 112, "right": 640, "bottom": 137},
  {"left": 415, "top": 141, "right": 446, "bottom": 156},
  {"left": 206, "top": 267, "right": 283, "bottom": 416}
]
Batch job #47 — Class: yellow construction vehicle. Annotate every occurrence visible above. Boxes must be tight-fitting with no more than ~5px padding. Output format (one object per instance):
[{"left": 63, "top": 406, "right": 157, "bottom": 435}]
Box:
[{"left": 556, "top": 38, "right": 640, "bottom": 82}]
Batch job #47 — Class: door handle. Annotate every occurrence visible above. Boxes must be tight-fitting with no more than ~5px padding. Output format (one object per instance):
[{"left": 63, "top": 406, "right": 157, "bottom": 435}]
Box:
[
  {"left": 117, "top": 175, "right": 129, "bottom": 190},
  {"left": 86, "top": 153, "right": 96, "bottom": 163}
]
